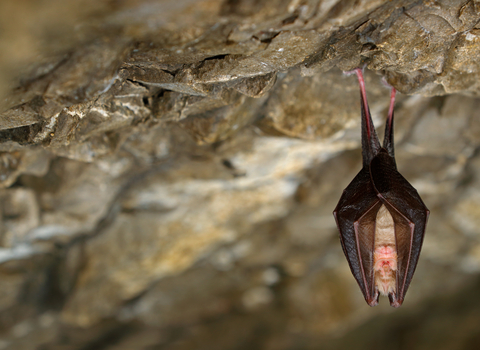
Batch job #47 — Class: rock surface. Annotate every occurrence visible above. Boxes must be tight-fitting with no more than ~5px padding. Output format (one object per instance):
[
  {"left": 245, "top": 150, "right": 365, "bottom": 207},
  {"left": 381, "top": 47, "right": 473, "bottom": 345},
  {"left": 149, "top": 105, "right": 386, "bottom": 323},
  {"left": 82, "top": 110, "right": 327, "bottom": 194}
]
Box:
[{"left": 0, "top": 0, "right": 480, "bottom": 349}]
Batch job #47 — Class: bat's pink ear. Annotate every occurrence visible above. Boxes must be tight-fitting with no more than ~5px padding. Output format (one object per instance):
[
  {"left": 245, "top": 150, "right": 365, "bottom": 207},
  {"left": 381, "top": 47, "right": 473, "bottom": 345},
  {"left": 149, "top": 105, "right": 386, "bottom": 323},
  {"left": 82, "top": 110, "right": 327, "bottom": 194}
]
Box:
[
  {"left": 388, "top": 293, "right": 402, "bottom": 308},
  {"left": 366, "top": 292, "right": 380, "bottom": 307}
]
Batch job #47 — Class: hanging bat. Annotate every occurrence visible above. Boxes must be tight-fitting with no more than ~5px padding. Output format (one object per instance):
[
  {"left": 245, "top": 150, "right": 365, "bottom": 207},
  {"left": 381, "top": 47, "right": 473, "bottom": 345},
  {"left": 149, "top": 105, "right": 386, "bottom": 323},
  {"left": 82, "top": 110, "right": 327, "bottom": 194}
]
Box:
[{"left": 333, "top": 68, "right": 429, "bottom": 307}]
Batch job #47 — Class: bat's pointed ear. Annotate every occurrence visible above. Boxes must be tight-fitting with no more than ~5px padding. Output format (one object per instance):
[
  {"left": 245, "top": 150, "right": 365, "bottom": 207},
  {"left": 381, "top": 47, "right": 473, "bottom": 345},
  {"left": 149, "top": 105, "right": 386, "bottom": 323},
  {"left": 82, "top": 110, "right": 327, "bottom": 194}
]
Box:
[
  {"left": 388, "top": 292, "right": 402, "bottom": 308},
  {"left": 367, "top": 291, "right": 380, "bottom": 307}
]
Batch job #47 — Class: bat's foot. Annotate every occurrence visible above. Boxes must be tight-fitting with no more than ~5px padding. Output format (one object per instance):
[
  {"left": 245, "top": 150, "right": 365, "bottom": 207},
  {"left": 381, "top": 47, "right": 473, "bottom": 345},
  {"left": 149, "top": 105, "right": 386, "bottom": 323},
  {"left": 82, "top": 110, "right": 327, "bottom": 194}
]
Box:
[
  {"left": 387, "top": 87, "right": 396, "bottom": 119},
  {"left": 343, "top": 63, "right": 367, "bottom": 75},
  {"left": 381, "top": 76, "right": 392, "bottom": 89},
  {"left": 380, "top": 77, "right": 397, "bottom": 105},
  {"left": 343, "top": 68, "right": 366, "bottom": 92},
  {"left": 343, "top": 68, "right": 360, "bottom": 76},
  {"left": 343, "top": 66, "right": 365, "bottom": 77}
]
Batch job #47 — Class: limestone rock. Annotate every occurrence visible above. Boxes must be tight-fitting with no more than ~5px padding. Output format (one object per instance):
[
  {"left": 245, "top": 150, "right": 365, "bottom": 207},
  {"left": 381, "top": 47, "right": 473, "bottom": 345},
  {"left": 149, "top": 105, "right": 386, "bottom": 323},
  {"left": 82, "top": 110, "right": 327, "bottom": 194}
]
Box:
[{"left": 0, "top": 0, "right": 480, "bottom": 349}]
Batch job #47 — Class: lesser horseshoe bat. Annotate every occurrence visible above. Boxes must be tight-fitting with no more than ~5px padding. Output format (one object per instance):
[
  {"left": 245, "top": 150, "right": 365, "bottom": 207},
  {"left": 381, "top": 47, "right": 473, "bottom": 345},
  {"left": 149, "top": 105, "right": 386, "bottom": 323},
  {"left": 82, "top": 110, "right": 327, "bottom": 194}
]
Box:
[{"left": 333, "top": 68, "right": 429, "bottom": 307}]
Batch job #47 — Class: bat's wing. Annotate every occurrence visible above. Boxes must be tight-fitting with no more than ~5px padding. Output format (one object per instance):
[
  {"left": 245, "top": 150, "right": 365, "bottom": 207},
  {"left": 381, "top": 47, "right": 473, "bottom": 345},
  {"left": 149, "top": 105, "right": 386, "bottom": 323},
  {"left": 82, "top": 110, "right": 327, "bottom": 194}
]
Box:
[
  {"left": 370, "top": 149, "right": 429, "bottom": 307},
  {"left": 333, "top": 166, "right": 382, "bottom": 306}
]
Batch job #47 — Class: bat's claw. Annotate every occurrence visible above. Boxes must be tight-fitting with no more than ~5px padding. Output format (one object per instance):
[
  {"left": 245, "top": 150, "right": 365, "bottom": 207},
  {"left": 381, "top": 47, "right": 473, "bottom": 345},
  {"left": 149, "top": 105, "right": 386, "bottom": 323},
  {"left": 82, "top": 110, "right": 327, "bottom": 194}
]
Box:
[
  {"left": 381, "top": 76, "right": 392, "bottom": 89},
  {"left": 343, "top": 64, "right": 367, "bottom": 77},
  {"left": 381, "top": 76, "right": 398, "bottom": 101},
  {"left": 343, "top": 68, "right": 361, "bottom": 76}
]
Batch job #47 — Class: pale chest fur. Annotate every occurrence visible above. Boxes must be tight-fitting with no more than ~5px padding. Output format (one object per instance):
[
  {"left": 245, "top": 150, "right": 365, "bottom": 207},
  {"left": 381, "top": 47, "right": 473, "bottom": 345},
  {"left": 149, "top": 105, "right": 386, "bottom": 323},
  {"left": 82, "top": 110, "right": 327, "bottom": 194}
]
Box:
[{"left": 373, "top": 204, "right": 397, "bottom": 295}]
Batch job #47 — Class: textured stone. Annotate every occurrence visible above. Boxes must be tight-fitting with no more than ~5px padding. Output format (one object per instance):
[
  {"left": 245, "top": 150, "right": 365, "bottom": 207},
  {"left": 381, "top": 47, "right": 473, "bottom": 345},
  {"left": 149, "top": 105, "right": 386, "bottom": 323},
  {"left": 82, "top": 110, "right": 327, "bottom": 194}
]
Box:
[{"left": 0, "top": 0, "right": 480, "bottom": 349}]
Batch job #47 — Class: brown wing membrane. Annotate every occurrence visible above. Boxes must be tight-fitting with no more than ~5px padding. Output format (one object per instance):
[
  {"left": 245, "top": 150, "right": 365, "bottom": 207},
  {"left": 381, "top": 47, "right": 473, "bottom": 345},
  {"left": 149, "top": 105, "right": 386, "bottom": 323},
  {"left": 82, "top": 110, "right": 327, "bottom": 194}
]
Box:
[
  {"left": 335, "top": 68, "right": 428, "bottom": 307},
  {"left": 334, "top": 167, "right": 381, "bottom": 305},
  {"left": 381, "top": 203, "right": 414, "bottom": 307},
  {"left": 355, "top": 200, "right": 383, "bottom": 305},
  {"left": 370, "top": 150, "right": 429, "bottom": 306}
]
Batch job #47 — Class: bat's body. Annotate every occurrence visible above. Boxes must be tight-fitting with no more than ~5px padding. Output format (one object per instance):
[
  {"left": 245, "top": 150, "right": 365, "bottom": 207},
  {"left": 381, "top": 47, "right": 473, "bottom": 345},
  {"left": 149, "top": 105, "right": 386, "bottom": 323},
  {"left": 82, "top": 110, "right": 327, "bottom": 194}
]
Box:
[{"left": 333, "top": 69, "right": 429, "bottom": 307}]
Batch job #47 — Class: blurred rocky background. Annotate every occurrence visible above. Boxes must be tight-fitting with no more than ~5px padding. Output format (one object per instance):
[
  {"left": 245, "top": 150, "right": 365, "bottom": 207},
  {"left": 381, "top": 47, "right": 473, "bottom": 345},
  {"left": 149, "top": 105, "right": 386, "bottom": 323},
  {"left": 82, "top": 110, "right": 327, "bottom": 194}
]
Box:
[{"left": 0, "top": 0, "right": 480, "bottom": 349}]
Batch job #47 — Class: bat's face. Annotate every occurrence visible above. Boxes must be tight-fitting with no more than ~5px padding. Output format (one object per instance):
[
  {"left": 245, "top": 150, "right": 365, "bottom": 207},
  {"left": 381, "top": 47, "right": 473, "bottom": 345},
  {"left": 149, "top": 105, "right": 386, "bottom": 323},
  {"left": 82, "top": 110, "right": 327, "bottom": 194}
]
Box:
[
  {"left": 333, "top": 69, "right": 429, "bottom": 308},
  {"left": 373, "top": 205, "right": 397, "bottom": 298}
]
